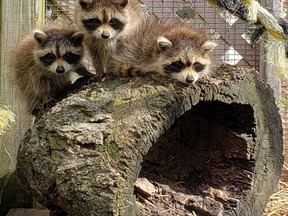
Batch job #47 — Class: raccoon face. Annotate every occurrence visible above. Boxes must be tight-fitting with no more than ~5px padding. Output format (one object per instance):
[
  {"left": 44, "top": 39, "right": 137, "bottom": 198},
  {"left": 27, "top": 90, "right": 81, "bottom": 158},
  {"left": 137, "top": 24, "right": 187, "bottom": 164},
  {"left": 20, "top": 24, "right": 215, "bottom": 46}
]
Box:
[
  {"left": 163, "top": 60, "right": 208, "bottom": 84},
  {"left": 157, "top": 36, "right": 217, "bottom": 84},
  {"left": 80, "top": 0, "right": 128, "bottom": 40},
  {"left": 33, "top": 30, "right": 85, "bottom": 74}
]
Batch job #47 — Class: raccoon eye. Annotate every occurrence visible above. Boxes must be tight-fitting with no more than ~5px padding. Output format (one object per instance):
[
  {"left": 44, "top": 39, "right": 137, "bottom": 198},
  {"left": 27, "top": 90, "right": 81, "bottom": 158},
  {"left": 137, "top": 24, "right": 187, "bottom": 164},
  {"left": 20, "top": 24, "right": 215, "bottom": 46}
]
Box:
[
  {"left": 163, "top": 61, "right": 185, "bottom": 73},
  {"left": 39, "top": 53, "right": 56, "bottom": 66},
  {"left": 109, "top": 18, "right": 117, "bottom": 24},
  {"left": 83, "top": 18, "right": 102, "bottom": 30},
  {"left": 193, "top": 62, "right": 205, "bottom": 72},
  {"left": 173, "top": 61, "right": 185, "bottom": 69},
  {"left": 109, "top": 18, "right": 124, "bottom": 31},
  {"left": 63, "top": 53, "right": 81, "bottom": 64}
]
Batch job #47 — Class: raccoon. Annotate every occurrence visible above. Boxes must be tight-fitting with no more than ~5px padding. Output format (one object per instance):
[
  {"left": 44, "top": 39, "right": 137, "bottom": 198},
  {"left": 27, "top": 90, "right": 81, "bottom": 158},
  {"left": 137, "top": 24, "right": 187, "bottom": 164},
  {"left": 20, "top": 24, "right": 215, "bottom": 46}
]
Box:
[
  {"left": 11, "top": 23, "right": 94, "bottom": 115},
  {"left": 108, "top": 19, "right": 217, "bottom": 84},
  {"left": 76, "top": 0, "right": 145, "bottom": 75}
]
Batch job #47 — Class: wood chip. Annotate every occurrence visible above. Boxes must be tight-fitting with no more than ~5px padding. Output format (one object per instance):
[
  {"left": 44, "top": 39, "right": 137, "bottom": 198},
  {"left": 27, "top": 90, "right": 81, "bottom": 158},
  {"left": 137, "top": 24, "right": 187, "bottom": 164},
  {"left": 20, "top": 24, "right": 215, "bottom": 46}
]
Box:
[{"left": 134, "top": 177, "right": 157, "bottom": 197}]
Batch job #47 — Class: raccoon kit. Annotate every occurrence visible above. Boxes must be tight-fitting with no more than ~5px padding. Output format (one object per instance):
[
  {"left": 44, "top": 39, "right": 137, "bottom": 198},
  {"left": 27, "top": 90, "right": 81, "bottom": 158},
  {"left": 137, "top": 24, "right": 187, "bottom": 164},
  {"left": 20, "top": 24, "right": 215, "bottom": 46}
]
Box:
[
  {"left": 11, "top": 23, "right": 94, "bottom": 115},
  {"left": 76, "top": 0, "right": 145, "bottom": 75},
  {"left": 109, "top": 19, "right": 217, "bottom": 84}
]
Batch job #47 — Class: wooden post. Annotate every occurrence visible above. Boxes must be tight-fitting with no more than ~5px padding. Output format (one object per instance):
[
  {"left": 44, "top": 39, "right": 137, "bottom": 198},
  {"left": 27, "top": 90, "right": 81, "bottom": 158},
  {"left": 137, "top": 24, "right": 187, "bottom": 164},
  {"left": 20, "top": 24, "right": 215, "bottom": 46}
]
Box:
[
  {"left": 259, "top": 0, "right": 283, "bottom": 104},
  {"left": 0, "top": 0, "right": 45, "bottom": 215}
]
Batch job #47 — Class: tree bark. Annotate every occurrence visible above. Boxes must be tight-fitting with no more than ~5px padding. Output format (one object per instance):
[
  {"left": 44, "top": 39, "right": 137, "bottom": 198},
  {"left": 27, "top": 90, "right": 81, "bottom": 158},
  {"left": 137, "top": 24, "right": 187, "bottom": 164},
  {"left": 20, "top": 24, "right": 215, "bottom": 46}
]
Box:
[{"left": 16, "top": 65, "right": 283, "bottom": 216}]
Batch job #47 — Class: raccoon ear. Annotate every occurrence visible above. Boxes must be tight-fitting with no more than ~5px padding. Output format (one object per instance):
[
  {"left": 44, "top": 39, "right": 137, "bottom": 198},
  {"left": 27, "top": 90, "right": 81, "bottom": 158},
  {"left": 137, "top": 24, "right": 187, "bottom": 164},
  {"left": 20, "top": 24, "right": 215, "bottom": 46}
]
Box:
[
  {"left": 71, "top": 32, "right": 85, "bottom": 46},
  {"left": 34, "top": 30, "right": 48, "bottom": 44},
  {"left": 79, "top": 0, "right": 93, "bottom": 10},
  {"left": 157, "top": 36, "right": 173, "bottom": 51},
  {"left": 115, "top": 0, "right": 128, "bottom": 9},
  {"left": 201, "top": 41, "right": 217, "bottom": 53}
]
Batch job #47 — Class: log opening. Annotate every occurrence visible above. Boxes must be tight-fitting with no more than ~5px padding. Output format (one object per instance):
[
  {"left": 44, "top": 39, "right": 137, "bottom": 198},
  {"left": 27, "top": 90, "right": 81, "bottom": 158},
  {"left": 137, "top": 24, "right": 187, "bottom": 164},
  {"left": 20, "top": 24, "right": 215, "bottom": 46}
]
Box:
[{"left": 138, "top": 101, "right": 256, "bottom": 215}]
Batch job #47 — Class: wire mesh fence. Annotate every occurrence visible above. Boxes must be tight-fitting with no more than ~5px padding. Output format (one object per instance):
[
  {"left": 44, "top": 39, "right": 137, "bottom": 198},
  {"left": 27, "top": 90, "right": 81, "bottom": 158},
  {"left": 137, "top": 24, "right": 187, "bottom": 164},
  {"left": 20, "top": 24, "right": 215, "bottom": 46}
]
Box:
[{"left": 46, "top": 0, "right": 75, "bottom": 21}]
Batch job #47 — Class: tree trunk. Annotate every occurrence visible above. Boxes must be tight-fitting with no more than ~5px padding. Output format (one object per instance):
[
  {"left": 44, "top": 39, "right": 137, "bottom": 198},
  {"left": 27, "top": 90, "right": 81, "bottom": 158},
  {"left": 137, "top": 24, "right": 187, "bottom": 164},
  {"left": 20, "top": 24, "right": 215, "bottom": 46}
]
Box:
[{"left": 16, "top": 65, "right": 283, "bottom": 216}]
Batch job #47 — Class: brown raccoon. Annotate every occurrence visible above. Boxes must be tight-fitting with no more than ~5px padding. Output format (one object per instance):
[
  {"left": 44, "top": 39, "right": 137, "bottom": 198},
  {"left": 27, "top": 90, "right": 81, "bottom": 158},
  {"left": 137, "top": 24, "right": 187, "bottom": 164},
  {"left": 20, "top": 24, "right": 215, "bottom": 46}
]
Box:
[
  {"left": 108, "top": 19, "right": 217, "bottom": 84},
  {"left": 11, "top": 23, "right": 94, "bottom": 115},
  {"left": 76, "top": 0, "right": 145, "bottom": 75}
]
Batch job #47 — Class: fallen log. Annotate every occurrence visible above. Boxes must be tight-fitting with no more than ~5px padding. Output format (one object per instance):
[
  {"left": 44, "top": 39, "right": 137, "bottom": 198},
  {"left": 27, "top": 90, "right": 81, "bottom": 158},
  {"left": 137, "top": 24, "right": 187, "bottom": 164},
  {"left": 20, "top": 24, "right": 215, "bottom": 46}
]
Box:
[{"left": 16, "top": 65, "right": 283, "bottom": 216}]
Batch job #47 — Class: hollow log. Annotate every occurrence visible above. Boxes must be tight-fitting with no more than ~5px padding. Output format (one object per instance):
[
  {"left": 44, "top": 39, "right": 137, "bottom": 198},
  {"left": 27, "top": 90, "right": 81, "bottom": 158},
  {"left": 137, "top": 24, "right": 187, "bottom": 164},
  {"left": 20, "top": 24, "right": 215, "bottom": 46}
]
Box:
[{"left": 16, "top": 65, "right": 283, "bottom": 216}]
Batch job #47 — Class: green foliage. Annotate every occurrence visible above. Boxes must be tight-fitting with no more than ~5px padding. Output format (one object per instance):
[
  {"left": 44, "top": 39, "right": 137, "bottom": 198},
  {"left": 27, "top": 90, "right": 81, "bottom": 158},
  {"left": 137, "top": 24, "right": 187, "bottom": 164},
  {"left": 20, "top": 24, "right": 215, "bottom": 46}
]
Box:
[{"left": 280, "top": 95, "right": 288, "bottom": 108}]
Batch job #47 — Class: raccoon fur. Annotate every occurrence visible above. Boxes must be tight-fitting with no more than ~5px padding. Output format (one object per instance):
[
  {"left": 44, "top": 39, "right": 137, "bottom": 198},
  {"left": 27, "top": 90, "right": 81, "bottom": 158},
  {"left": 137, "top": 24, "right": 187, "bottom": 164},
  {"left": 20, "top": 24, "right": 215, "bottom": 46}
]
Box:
[
  {"left": 11, "top": 22, "right": 94, "bottom": 115},
  {"left": 108, "top": 19, "right": 217, "bottom": 84},
  {"left": 76, "top": 0, "right": 145, "bottom": 75}
]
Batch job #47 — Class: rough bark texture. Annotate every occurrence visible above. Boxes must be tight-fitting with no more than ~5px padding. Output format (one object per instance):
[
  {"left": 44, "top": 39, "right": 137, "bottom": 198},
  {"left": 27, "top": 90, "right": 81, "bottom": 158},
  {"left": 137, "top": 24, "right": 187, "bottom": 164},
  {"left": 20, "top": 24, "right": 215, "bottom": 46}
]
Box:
[{"left": 16, "top": 65, "right": 283, "bottom": 216}]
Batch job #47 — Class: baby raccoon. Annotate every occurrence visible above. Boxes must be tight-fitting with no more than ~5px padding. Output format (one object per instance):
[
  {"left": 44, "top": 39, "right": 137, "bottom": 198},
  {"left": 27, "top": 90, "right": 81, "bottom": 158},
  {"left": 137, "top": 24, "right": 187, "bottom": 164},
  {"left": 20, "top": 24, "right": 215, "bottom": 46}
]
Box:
[
  {"left": 109, "top": 19, "right": 217, "bottom": 84},
  {"left": 11, "top": 23, "right": 94, "bottom": 115},
  {"left": 76, "top": 0, "right": 145, "bottom": 75}
]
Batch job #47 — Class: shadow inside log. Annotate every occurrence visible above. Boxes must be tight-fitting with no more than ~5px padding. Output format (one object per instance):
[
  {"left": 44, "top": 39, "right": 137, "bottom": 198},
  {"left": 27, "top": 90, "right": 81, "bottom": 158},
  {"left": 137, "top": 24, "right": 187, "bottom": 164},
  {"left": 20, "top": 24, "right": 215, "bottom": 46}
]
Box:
[{"left": 138, "top": 101, "right": 256, "bottom": 215}]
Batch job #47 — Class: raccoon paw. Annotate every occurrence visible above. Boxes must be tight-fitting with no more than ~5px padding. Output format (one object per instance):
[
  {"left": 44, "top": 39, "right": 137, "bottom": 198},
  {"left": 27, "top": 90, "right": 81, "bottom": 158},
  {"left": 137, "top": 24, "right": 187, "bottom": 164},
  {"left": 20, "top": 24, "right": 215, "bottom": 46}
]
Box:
[
  {"left": 33, "top": 98, "right": 56, "bottom": 114},
  {"left": 31, "top": 106, "right": 41, "bottom": 115},
  {"left": 42, "top": 98, "right": 56, "bottom": 108},
  {"left": 88, "top": 73, "right": 106, "bottom": 83},
  {"left": 112, "top": 63, "right": 142, "bottom": 77},
  {"left": 126, "top": 67, "right": 142, "bottom": 77}
]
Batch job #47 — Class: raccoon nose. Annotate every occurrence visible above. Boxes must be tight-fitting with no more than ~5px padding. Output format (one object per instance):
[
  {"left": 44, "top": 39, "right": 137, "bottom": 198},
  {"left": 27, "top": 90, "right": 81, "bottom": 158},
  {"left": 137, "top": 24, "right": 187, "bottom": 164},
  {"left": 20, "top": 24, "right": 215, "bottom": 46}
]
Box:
[
  {"left": 101, "top": 31, "right": 110, "bottom": 39},
  {"left": 56, "top": 65, "right": 65, "bottom": 74},
  {"left": 186, "top": 75, "right": 194, "bottom": 84}
]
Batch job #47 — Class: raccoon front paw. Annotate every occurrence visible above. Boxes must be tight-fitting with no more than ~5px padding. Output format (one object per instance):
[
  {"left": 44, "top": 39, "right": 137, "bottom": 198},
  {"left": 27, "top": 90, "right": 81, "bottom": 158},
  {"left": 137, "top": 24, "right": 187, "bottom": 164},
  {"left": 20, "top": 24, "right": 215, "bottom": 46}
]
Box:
[
  {"left": 32, "top": 98, "right": 56, "bottom": 115},
  {"left": 42, "top": 98, "right": 56, "bottom": 108},
  {"left": 111, "top": 63, "right": 142, "bottom": 77},
  {"left": 88, "top": 73, "right": 107, "bottom": 83},
  {"left": 31, "top": 106, "right": 41, "bottom": 115}
]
